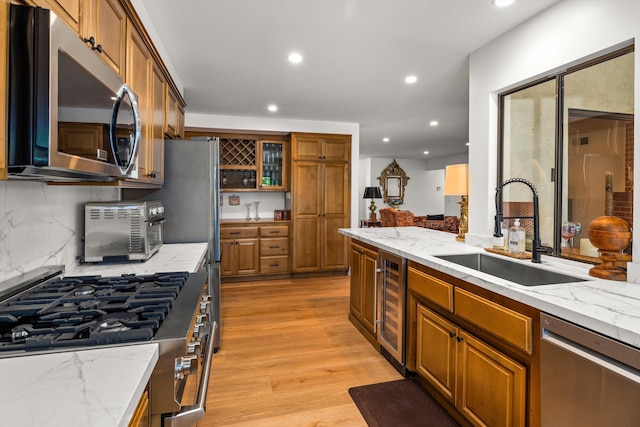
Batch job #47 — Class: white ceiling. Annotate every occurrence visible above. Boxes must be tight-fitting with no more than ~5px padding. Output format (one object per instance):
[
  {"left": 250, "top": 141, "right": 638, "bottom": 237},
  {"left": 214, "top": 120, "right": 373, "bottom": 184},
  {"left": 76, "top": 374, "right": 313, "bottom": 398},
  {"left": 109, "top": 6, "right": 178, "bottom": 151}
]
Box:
[{"left": 135, "top": 0, "right": 560, "bottom": 159}]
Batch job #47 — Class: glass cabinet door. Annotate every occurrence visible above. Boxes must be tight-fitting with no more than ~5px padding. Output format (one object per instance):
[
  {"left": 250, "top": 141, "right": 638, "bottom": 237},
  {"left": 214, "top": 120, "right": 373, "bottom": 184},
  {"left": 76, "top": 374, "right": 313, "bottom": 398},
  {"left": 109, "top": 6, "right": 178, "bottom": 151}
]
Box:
[{"left": 259, "top": 141, "right": 286, "bottom": 190}]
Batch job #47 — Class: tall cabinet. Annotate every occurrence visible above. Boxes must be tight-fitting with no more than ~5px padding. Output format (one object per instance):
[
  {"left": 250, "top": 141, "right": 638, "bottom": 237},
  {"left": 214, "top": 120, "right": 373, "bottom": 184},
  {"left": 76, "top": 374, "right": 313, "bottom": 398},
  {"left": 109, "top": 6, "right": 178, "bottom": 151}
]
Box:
[{"left": 291, "top": 133, "right": 351, "bottom": 273}]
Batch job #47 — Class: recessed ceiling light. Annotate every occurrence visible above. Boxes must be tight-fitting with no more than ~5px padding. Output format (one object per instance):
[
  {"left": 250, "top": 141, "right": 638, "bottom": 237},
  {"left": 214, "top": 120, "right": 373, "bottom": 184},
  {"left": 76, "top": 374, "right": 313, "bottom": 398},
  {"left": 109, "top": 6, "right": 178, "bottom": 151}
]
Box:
[
  {"left": 423, "top": 151, "right": 429, "bottom": 155},
  {"left": 493, "top": 0, "right": 515, "bottom": 7},
  {"left": 288, "top": 52, "right": 303, "bottom": 64},
  {"left": 430, "top": 120, "right": 438, "bottom": 126},
  {"left": 267, "top": 104, "right": 278, "bottom": 112},
  {"left": 405, "top": 75, "right": 417, "bottom": 84},
  {"left": 382, "top": 137, "right": 390, "bottom": 143},
  {"left": 465, "top": 142, "right": 470, "bottom": 146}
]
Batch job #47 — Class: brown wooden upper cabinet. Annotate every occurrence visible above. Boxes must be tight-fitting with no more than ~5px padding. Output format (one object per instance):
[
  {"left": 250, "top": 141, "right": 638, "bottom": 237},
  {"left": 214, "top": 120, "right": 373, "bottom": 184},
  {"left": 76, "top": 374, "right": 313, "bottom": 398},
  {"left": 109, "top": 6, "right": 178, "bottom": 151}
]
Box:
[
  {"left": 292, "top": 133, "right": 351, "bottom": 162},
  {"left": 81, "top": 0, "right": 127, "bottom": 80}
]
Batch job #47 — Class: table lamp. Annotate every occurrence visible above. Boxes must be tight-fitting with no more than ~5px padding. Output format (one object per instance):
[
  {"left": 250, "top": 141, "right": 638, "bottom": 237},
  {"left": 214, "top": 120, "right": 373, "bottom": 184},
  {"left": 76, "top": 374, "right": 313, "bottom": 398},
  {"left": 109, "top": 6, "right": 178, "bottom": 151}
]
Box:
[
  {"left": 444, "top": 164, "right": 469, "bottom": 241},
  {"left": 363, "top": 186, "right": 383, "bottom": 220}
]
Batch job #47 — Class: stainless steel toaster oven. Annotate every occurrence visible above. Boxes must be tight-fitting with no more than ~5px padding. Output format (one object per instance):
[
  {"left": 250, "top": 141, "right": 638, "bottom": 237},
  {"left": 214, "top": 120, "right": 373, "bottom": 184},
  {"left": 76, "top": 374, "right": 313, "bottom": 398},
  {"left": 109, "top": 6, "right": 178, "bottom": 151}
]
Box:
[{"left": 84, "top": 201, "right": 165, "bottom": 262}]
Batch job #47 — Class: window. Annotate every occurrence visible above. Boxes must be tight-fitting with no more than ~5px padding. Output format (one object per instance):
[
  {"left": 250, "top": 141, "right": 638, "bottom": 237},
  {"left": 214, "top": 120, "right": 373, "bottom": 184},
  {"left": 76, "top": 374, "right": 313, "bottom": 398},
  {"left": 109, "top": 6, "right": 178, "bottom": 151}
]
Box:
[{"left": 499, "top": 48, "right": 634, "bottom": 262}]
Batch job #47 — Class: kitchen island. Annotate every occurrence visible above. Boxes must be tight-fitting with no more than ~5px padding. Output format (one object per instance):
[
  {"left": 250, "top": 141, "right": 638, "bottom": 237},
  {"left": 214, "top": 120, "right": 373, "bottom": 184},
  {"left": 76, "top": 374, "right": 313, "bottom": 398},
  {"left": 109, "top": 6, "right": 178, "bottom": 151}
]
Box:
[
  {"left": 340, "top": 226, "right": 640, "bottom": 348},
  {"left": 0, "top": 243, "right": 208, "bottom": 427}
]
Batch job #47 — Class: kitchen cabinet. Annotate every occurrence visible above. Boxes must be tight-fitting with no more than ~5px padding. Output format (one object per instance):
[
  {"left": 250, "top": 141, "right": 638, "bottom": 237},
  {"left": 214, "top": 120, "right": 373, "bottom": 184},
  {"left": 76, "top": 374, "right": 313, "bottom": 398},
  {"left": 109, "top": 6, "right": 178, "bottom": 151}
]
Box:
[
  {"left": 81, "top": 0, "right": 127, "bottom": 79},
  {"left": 39, "top": 0, "right": 80, "bottom": 33},
  {"left": 220, "top": 225, "right": 260, "bottom": 277},
  {"left": 259, "top": 225, "right": 290, "bottom": 274},
  {"left": 408, "top": 263, "right": 538, "bottom": 427},
  {"left": 164, "top": 84, "right": 185, "bottom": 139},
  {"left": 128, "top": 389, "right": 149, "bottom": 427},
  {"left": 217, "top": 134, "right": 290, "bottom": 191},
  {"left": 259, "top": 140, "right": 287, "bottom": 190},
  {"left": 292, "top": 132, "right": 350, "bottom": 162},
  {"left": 146, "top": 61, "right": 165, "bottom": 184},
  {"left": 291, "top": 133, "right": 351, "bottom": 273},
  {"left": 417, "top": 304, "right": 526, "bottom": 427},
  {"left": 349, "top": 241, "right": 379, "bottom": 346},
  {"left": 220, "top": 221, "right": 291, "bottom": 279}
]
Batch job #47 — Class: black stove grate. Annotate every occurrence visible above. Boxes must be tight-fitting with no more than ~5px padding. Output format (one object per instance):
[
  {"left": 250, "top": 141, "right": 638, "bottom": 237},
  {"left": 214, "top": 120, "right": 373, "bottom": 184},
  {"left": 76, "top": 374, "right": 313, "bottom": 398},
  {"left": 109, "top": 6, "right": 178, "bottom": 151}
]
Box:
[{"left": 0, "top": 271, "right": 189, "bottom": 352}]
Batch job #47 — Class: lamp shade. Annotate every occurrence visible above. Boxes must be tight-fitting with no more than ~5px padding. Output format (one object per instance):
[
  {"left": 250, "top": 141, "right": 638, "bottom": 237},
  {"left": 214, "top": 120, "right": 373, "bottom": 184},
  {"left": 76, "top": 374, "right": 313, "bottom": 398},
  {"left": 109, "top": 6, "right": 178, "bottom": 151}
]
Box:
[
  {"left": 444, "top": 164, "right": 469, "bottom": 196},
  {"left": 363, "top": 186, "right": 382, "bottom": 199}
]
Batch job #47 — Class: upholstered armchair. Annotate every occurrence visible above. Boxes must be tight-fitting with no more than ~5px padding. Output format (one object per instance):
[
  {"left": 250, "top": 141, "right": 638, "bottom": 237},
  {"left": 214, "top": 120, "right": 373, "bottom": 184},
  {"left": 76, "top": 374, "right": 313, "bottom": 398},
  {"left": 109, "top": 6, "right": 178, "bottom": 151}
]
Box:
[{"left": 379, "top": 208, "right": 396, "bottom": 227}]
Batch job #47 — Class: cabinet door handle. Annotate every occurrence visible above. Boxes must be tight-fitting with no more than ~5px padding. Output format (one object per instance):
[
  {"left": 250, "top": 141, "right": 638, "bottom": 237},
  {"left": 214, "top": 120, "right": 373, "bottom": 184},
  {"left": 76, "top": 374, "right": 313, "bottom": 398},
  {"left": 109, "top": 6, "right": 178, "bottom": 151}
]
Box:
[
  {"left": 373, "top": 260, "right": 379, "bottom": 333},
  {"left": 456, "top": 336, "right": 463, "bottom": 342},
  {"left": 449, "top": 331, "right": 456, "bottom": 338}
]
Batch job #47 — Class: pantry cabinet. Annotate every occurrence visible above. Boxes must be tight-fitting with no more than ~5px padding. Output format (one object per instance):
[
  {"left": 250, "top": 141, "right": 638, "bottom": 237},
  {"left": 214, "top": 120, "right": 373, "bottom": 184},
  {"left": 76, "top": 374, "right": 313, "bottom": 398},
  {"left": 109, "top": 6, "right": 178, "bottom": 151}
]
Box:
[
  {"left": 407, "top": 263, "right": 540, "bottom": 427},
  {"left": 291, "top": 133, "right": 351, "bottom": 273}
]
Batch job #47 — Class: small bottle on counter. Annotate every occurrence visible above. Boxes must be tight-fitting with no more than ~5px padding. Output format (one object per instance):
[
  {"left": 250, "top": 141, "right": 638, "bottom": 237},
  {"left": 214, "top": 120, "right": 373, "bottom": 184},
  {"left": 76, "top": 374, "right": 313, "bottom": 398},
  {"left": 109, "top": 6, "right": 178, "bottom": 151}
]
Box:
[
  {"left": 493, "top": 220, "right": 509, "bottom": 250},
  {"left": 508, "top": 218, "right": 526, "bottom": 254}
]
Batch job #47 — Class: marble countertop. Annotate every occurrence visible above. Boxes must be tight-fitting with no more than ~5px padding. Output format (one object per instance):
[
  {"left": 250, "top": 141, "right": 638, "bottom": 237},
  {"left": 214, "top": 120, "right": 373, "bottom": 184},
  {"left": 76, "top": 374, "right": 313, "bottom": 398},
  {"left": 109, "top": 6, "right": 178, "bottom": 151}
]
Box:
[
  {"left": 340, "top": 227, "right": 640, "bottom": 349},
  {"left": 0, "top": 344, "right": 159, "bottom": 427},
  {"left": 0, "top": 243, "right": 208, "bottom": 427}
]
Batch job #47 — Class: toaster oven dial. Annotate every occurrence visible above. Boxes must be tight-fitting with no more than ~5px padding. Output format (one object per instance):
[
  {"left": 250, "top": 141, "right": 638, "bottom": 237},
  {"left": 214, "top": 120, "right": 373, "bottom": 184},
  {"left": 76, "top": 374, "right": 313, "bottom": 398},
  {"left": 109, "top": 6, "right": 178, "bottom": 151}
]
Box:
[
  {"left": 187, "top": 340, "right": 202, "bottom": 357},
  {"left": 175, "top": 355, "right": 198, "bottom": 380}
]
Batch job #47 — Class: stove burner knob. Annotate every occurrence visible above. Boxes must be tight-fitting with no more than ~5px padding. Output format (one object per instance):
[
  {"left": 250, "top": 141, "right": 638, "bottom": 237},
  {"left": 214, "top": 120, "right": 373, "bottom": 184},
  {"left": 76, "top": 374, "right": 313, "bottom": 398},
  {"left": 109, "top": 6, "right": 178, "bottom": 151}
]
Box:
[
  {"left": 199, "top": 300, "right": 211, "bottom": 315},
  {"left": 175, "top": 355, "right": 198, "bottom": 380},
  {"left": 197, "top": 313, "right": 208, "bottom": 323},
  {"left": 193, "top": 322, "right": 205, "bottom": 339},
  {"left": 187, "top": 340, "right": 201, "bottom": 357}
]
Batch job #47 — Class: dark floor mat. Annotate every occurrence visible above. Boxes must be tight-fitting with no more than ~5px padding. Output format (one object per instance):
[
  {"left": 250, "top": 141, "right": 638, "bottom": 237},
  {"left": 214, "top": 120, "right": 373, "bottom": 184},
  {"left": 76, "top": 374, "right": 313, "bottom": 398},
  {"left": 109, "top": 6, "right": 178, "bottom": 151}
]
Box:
[{"left": 348, "top": 379, "right": 461, "bottom": 427}]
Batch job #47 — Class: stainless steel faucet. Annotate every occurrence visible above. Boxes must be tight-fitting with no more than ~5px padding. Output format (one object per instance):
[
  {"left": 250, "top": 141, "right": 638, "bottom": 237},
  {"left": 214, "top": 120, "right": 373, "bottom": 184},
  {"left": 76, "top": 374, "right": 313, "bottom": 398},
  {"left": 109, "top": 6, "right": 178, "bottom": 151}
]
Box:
[{"left": 494, "top": 178, "right": 553, "bottom": 263}]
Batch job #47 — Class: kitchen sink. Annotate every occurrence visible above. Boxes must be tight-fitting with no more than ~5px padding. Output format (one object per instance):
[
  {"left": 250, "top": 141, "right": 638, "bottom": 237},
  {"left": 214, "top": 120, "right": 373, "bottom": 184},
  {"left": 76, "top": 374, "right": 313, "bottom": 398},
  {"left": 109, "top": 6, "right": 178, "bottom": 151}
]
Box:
[{"left": 435, "top": 253, "right": 587, "bottom": 286}]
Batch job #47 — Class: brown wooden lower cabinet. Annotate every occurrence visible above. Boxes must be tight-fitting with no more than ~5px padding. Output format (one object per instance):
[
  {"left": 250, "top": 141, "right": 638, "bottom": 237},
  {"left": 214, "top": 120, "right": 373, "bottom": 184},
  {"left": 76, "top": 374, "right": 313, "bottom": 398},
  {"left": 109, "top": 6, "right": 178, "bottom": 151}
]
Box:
[
  {"left": 417, "top": 304, "right": 526, "bottom": 427},
  {"left": 220, "top": 221, "right": 290, "bottom": 279},
  {"left": 407, "top": 262, "right": 541, "bottom": 427},
  {"left": 128, "top": 388, "right": 149, "bottom": 427},
  {"left": 349, "top": 241, "right": 379, "bottom": 346}
]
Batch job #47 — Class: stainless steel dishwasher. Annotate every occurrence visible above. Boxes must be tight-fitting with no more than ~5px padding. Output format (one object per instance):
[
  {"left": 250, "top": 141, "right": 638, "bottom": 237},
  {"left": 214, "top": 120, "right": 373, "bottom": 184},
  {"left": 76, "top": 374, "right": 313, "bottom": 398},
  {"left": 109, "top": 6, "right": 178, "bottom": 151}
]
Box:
[{"left": 540, "top": 313, "right": 640, "bottom": 426}]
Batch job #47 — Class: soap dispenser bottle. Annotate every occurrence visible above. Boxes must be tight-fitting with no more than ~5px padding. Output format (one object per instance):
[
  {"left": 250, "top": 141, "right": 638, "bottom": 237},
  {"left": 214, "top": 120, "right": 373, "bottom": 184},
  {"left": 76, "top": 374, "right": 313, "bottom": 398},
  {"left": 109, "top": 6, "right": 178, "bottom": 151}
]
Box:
[{"left": 508, "top": 219, "right": 526, "bottom": 254}]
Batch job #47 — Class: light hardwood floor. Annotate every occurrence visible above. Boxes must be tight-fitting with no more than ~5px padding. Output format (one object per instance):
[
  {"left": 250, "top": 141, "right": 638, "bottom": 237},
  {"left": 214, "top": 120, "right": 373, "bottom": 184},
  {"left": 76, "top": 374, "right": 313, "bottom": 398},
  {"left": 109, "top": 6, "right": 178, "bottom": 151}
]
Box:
[{"left": 199, "top": 275, "right": 402, "bottom": 427}]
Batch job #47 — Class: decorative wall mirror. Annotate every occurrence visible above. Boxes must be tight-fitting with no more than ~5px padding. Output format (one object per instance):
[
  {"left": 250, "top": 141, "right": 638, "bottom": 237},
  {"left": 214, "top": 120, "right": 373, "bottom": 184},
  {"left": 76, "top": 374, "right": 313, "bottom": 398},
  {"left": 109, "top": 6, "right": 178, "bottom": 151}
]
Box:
[{"left": 378, "top": 159, "right": 409, "bottom": 207}]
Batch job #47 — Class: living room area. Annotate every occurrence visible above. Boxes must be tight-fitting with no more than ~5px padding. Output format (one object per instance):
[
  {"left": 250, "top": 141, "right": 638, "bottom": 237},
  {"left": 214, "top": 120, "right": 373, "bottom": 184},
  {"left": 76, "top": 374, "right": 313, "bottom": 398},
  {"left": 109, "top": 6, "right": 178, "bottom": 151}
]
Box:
[{"left": 358, "top": 155, "right": 468, "bottom": 231}]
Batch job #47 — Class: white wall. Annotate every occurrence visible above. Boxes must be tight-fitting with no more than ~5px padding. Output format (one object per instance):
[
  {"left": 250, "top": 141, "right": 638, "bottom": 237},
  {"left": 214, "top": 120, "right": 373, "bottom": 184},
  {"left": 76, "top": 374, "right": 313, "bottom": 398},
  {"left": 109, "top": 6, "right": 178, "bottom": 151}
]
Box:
[
  {"left": 187, "top": 113, "right": 360, "bottom": 227},
  {"left": 467, "top": 0, "right": 640, "bottom": 278}
]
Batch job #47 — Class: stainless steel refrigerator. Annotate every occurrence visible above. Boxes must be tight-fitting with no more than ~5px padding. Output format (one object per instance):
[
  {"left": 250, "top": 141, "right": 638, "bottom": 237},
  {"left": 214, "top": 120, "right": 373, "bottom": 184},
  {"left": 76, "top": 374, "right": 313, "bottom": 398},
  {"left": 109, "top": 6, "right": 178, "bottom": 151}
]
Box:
[{"left": 124, "top": 137, "right": 221, "bottom": 349}]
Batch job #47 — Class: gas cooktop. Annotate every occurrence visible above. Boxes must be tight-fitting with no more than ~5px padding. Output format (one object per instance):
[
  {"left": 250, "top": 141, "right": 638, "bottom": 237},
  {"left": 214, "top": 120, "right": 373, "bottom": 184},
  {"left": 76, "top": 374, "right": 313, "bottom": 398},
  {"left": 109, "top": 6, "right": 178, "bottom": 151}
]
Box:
[{"left": 0, "top": 270, "right": 190, "bottom": 353}]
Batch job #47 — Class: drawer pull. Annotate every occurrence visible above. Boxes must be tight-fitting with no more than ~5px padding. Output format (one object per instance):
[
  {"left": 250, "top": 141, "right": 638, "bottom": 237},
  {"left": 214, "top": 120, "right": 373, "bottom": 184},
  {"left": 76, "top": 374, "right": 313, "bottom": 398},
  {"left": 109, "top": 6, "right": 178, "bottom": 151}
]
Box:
[
  {"left": 269, "top": 230, "right": 280, "bottom": 234},
  {"left": 269, "top": 245, "right": 280, "bottom": 249},
  {"left": 229, "top": 231, "right": 241, "bottom": 235},
  {"left": 269, "top": 263, "right": 280, "bottom": 267}
]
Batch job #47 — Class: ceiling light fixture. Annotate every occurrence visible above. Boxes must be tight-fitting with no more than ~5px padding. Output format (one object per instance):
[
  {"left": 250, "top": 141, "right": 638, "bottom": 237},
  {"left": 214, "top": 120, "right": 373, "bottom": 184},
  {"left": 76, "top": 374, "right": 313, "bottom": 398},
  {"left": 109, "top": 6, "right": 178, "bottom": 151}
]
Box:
[
  {"left": 423, "top": 151, "right": 429, "bottom": 155},
  {"left": 465, "top": 142, "right": 470, "bottom": 146},
  {"left": 382, "top": 137, "right": 390, "bottom": 143},
  {"left": 288, "top": 52, "right": 303, "bottom": 64},
  {"left": 493, "top": 0, "right": 515, "bottom": 7},
  {"left": 267, "top": 104, "right": 278, "bottom": 112},
  {"left": 430, "top": 120, "right": 438, "bottom": 126},
  {"left": 405, "top": 75, "right": 417, "bottom": 84}
]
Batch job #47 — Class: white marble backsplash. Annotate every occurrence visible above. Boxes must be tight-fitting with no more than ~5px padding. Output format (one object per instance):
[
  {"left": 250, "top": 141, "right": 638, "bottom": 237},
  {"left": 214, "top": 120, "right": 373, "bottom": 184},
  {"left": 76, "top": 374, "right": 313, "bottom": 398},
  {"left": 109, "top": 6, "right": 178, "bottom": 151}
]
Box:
[{"left": 0, "top": 181, "right": 119, "bottom": 284}]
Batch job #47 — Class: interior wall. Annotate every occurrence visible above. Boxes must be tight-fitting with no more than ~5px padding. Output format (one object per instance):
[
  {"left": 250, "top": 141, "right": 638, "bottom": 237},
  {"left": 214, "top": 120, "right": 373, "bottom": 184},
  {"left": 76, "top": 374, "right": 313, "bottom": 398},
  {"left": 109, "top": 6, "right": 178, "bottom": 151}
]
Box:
[{"left": 467, "top": 0, "right": 640, "bottom": 277}]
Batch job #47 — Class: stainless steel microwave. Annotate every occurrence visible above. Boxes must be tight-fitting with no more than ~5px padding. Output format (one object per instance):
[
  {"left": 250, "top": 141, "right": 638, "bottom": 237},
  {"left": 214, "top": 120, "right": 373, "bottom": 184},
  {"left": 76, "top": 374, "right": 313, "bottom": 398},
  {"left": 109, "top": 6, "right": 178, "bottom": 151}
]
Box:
[{"left": 7, "top": 4, "right": 140, "bottom": 182}]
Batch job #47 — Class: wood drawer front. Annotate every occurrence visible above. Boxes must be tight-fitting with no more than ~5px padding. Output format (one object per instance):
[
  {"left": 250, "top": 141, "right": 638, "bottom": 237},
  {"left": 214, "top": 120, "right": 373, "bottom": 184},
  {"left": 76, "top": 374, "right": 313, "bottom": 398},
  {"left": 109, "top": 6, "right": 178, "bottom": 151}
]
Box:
[
  {"left": 221, "top": 227, "right": 259, "bottom": 239},
  {"left": 260, "top": 256, "right": 289, "bottom": 274},
  {"left": 408, "top": 267, "right": 453, "bottom": 312},
  {"left": 260, "top": 238, "right": 289, "bottom": 256},
  {"left": 454, "top": 287, "right": 532, "bottom": 354},
  {"left": 260, "top": 225, "right": 289, "bottom": 237}
]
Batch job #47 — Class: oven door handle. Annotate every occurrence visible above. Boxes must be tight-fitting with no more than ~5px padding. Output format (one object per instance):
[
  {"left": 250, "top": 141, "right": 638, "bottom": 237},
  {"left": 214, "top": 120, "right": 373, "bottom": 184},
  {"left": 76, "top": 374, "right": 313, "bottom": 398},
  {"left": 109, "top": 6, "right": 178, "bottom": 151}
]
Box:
[{"left": 164, "top": 321, "right": 218, "bottom": 427}]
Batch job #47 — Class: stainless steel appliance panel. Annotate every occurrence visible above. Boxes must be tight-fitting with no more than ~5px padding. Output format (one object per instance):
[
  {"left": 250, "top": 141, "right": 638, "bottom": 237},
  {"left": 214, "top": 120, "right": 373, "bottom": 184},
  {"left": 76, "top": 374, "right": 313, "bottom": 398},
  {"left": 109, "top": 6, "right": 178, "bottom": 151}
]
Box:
[
  {"left": 541, "top": 313, "right": 640, "bottom": 426},
  {"left": 124, "top": 138, "right": 221, "bottom": 350}
]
